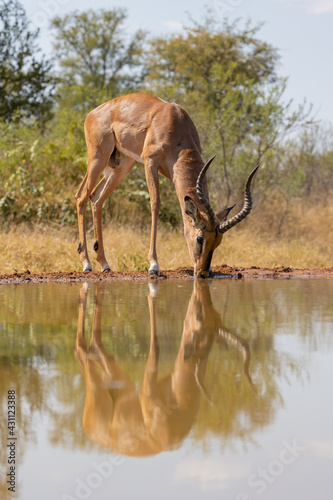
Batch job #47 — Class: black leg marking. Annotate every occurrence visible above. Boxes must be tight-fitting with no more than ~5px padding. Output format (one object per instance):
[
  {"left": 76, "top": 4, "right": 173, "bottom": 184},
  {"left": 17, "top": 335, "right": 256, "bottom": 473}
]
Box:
[
  {"left": 77, "top": 242, "right": 82, "bottom": 254},
  {"left": 93, "top": 240, "right": 99, "bottom": 252}
]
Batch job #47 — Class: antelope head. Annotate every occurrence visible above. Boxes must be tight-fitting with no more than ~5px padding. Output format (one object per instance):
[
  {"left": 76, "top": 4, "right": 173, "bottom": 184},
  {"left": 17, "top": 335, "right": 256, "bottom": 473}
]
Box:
[{"left": 184, "top": 157, "right": 259, "bottom": 279}]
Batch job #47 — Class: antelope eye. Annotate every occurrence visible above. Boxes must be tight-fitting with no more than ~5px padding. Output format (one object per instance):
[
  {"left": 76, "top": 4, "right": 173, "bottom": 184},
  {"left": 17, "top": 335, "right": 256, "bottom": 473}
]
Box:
[{"left": 197, "top": 236, "right": 204, "bottom": 245}]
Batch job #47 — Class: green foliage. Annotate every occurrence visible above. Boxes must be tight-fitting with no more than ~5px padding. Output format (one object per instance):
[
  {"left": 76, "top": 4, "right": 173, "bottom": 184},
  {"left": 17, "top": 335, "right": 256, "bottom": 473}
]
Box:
[
  {"left": 0, "top": 108, "right": 86, "bottom": 224},
  {"left": 0, "top": 7, "right": 331, "bottom": 230},
  {"left": 143, "top": 16, "right": 312, "bottom": 205},
  {"left": 271, "top": 124, "right": 333, "bottom": 201},
  {"left": 0, "top": 0, "right": 55, "bottom": 124},
  {"left": 51, "top": 8, "right": 146, "bottom": 111},
  {"left": 145, "top": 17, "right": 278, "bottom": 95}
]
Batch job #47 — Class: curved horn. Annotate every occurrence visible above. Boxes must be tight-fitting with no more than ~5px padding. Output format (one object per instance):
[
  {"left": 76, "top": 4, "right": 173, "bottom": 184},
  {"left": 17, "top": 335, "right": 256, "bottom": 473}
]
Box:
[
  {"left": 218, "top": 328, "right": 257, "bottom": 393},
  {"left": 195, "top": 362, "right": 214, "bottom": 406},
  {"left": 218, "top": 165, "right": 259, "bottom": 234},
  {"left": 196, "top": 155, "right": 216, "bottom": 226}
]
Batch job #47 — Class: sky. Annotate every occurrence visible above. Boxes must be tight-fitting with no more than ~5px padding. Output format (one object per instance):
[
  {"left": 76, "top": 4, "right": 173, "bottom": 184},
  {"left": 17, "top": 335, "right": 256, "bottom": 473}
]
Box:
[{"left": 20, "top": 0, "right": 333, "bottom": 124}]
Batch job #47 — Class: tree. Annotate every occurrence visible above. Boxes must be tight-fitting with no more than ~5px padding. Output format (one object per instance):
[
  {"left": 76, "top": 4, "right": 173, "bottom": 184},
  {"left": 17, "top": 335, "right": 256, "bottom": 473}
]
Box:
[
  {"left": 51, "top": 8, "right": 146, "bottom": 110},
  {"left": 276, "top": 124, "right": 333, "bottom": 201},
  {"left": 144, "top": 16, "right": 312, "bottom": 204},
  {"left": 0, "top": 0, "right": 55, "bottom": 123}
]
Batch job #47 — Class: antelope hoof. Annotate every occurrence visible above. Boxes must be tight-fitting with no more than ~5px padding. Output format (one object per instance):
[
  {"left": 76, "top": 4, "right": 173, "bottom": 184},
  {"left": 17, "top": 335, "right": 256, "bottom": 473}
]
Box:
[
  {"left": 83, "top": 263, "right": 92, "bottom": 273},
  {"left": 148, "top": 262, "right": 159, "bottom": 276},
  {"left": 101, "top": 264, "right": 111, "bottom": 273}
]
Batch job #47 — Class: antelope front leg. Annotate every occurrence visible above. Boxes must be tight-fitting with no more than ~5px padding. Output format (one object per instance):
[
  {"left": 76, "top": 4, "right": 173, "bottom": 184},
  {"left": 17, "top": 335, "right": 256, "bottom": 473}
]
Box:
[
  {"left": 145, "top": 160, "right": 161, "bottom": 275},
  {"left": 141, "top": 282, "right": 160, "bottom": 423},
  {"left": 146, "top": 282, "right": 160, "bottom": 376},
  {"left": 75, "top": 174, "right": 93, "bottom": 272},
  {"left": 89, "top": 177, "right": 111, "bottom": 272}
]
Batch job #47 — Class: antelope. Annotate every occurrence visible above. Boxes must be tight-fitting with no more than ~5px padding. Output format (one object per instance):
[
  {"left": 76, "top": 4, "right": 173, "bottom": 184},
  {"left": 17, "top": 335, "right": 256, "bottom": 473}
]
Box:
[
  {"left": 74, "top": 280, "right": 255, "bottom": 456},
  {"left": 75, "top": 93, "right": 259, "bottom": 278}
]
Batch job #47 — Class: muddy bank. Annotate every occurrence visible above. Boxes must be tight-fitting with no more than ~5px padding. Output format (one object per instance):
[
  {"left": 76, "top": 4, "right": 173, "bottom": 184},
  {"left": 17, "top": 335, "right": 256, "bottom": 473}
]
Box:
[{"left": 1, "top": 265, "right": 333, "bottom": 284}]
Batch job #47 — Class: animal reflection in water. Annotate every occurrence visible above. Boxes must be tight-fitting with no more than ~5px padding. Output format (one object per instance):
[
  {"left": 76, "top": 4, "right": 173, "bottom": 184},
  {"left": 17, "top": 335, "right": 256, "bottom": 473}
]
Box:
[{"left": 75, "top": 281, "right": 255, "bottom": 456}]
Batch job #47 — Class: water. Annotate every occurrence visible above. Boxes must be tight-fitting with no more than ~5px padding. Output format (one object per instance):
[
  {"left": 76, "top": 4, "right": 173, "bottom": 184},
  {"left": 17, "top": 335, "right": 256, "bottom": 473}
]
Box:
[{"left": 0, "top": 278, "right": 332, "bottom": 500}]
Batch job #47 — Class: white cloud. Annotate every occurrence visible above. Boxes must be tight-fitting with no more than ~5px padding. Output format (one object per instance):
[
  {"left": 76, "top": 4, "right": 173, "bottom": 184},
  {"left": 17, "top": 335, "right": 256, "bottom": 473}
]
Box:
[
  {"left": 308, "top": 0, "right": 333, "bottom": 13},
  {"left": 175, "top": 457, "right": 248, "bottom": 487},
  {"left": 275, "top": 0, "right": 333, "bottom": 13},
  {"left": 163, "top": 21, "right": 184, "bottom": 32},
  {"left": 309, "top": 441, "right": 333, "bottom": 458}
]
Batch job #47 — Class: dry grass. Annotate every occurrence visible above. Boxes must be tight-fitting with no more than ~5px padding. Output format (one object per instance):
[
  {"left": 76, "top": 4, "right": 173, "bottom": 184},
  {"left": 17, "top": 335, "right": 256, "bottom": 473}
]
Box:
[
  {"left": 0, "top": 224, "right": 190, "bottom": 274},
  {"left": 1, "top": 201, "right": 332, "bottom": 274}
]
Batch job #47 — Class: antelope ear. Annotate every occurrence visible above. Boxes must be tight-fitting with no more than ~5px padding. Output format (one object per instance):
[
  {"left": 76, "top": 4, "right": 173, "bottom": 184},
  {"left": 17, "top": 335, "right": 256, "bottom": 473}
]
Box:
[
  {"left": 216, "top": 204, "right": 236, "bottom": 223},
  {"left": 184, "top": 196, "right": 199, "bottom": 224}
]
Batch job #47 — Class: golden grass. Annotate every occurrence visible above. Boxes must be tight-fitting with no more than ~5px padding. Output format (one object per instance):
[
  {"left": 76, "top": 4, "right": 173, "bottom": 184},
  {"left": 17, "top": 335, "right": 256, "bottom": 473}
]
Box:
[
  {"left": 0, "top": 204, "right": 332, "bottom": 274},
  {"left": 0, "top": 224, "right": 189, "bottom": 274},
  {"left": 221, "top": 232, "right": 332, "bottom": 269}
]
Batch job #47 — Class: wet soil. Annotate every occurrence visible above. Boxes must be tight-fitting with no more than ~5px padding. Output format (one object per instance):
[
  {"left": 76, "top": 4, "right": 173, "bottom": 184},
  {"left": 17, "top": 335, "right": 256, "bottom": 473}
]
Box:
[{"left": 1, "top": 265, "right": 333, "bottom": 284}]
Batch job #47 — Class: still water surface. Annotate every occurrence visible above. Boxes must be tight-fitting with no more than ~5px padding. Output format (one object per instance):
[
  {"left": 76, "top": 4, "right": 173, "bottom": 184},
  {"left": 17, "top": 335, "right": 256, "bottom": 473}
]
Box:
[{"left": 0, "top": 278, "right": 332, "bottom": 500}]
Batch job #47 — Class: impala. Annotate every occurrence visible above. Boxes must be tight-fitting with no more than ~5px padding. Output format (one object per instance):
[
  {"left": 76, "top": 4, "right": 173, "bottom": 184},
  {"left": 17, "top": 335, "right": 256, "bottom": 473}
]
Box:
[
  {"left": 75, "top": 93, "right": 259, "bottom": 277},
  {"left": 74, "top": 280, "right": 255, "bottom": 456}
]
